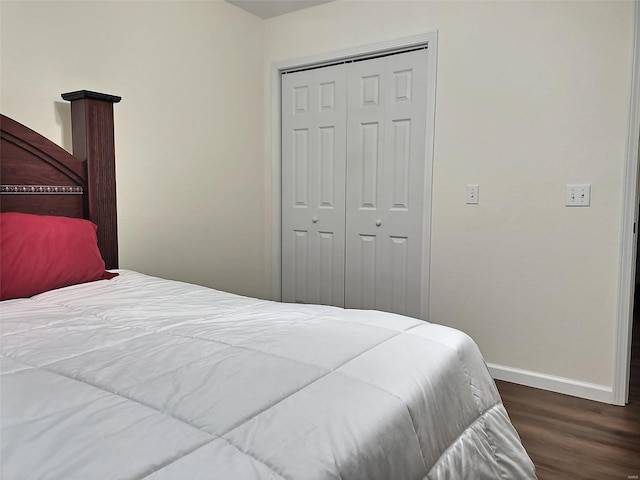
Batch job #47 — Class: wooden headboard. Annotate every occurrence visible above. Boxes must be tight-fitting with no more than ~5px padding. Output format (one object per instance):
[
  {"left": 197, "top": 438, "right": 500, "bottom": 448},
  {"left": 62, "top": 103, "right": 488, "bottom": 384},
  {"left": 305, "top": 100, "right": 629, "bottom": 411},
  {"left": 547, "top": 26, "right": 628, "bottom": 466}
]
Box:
[{"left": 0, "top": 91, "right": 121, "bottom": 269}]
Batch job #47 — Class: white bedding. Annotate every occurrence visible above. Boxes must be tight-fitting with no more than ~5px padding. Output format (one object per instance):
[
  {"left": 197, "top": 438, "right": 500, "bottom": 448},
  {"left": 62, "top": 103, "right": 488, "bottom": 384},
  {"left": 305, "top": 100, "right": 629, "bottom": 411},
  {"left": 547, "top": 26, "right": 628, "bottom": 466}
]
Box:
[{"left": 0, "top": 270, "right": 536, "bottom": 479}]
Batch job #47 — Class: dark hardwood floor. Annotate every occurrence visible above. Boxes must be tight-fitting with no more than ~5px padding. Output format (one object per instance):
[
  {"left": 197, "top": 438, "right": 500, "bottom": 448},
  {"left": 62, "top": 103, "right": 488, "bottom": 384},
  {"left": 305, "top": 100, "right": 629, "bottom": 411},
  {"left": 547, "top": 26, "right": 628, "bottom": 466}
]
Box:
[{"left": 495, "top": 300, "right": 640, "bottom": 480}]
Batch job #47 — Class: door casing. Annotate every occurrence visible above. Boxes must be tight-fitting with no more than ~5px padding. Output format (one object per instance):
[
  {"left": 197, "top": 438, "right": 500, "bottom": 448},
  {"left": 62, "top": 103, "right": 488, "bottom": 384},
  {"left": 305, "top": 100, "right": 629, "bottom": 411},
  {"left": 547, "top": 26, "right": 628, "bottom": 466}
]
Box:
[{"left": 613, "top": 2, "right": 640, "bottom": 406}]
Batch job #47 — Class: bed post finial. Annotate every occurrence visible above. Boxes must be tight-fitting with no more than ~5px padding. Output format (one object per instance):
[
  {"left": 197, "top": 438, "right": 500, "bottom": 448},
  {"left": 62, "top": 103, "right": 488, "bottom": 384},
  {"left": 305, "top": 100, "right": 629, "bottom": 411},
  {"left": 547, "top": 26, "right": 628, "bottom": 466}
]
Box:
[{"left": 61, "top": 90, "right": 122, "bottom": 270}]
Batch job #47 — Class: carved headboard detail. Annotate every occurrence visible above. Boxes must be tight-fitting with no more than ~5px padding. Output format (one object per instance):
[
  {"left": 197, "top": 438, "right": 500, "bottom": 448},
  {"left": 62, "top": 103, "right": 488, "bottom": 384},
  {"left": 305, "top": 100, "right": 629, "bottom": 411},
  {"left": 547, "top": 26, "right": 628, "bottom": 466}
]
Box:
[{"left": 0, "top": 91, "right": 121, "bottom": 269}]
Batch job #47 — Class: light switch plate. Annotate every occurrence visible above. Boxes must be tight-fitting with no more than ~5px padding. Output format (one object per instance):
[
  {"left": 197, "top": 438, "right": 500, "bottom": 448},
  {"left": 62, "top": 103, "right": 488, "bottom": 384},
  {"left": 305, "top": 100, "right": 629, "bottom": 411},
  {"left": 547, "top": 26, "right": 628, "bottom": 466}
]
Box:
[
  {"left": 466, "top": 184, "right": 479, "bottom": 204},
  {"left": 566, "top": 184, "right": 591, "bottom": 206}
]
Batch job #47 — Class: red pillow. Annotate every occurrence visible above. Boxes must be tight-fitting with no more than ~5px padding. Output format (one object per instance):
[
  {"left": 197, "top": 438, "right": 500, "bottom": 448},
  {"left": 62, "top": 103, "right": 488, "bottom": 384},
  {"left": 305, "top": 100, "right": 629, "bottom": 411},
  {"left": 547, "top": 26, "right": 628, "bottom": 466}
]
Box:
[{"left": 0, "top": 212, "right": 117, "bottom": 300}]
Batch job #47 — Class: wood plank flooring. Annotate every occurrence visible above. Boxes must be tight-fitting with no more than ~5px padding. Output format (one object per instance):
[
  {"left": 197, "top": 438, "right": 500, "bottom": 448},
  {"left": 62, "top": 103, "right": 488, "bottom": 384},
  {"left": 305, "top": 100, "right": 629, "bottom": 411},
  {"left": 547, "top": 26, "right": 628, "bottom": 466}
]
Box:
[
  {"left": 495, "top": 312, "right": 640, "bottom": 480},
  {"left": 497, "top": 380, "right": 640, "bottom": 479}
]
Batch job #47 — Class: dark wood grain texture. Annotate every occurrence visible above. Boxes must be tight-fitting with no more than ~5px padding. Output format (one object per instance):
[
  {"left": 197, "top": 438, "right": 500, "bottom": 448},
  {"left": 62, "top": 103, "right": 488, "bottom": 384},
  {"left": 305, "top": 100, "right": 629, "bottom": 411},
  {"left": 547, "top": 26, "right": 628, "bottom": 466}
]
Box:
[
  {"left": 63, "top": 90, "right": 121, "bottom": 270},
  {"left": 496, "top": 313, "right": 640, "bottom": 480},
  {"left": 1, "top": 114, "right": 86, "bottom": 218},
  {"left": 1, "top": 91, "right": 120, "bottom": 269}
]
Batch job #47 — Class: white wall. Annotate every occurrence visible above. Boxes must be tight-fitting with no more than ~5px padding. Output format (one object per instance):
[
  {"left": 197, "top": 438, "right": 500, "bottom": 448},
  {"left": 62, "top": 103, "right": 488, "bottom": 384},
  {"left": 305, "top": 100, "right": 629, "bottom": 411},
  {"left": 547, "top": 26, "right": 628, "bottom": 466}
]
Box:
[
  {"left": 263, "top": 0, "right": 634, "bottom": 391},
  {"left": 0, "top": 1, "right": 269, "bottom": 299}
]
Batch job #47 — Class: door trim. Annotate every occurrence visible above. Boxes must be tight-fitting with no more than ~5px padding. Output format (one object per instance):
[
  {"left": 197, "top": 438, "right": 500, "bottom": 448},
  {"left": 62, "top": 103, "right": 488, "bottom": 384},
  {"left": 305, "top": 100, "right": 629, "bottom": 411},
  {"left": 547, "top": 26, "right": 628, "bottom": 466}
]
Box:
[
  {"left": 613, "top": 1, "right": 640, "bottom": 406},
  {"left": 271, "top": 32, "right": 438, "bottom": 320}
]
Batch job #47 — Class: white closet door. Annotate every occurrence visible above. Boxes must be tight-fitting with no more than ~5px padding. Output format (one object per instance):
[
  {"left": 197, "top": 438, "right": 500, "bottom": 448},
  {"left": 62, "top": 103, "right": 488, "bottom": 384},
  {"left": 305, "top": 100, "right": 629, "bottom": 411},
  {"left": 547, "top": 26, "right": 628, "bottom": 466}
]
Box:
[
  {"left": 345, "top": 49, "right": 429, "bottom": 318},
  {"left": 281, "top": 64, "right": 348, "bottom": 306}
]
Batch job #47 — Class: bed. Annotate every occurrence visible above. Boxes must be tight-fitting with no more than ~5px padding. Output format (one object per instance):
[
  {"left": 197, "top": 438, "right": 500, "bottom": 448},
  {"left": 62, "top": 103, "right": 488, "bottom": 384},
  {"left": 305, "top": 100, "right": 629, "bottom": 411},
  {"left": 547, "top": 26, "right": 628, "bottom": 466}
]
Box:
[{"left": 0, "top": 92, "right": 537, "bottom": 480}]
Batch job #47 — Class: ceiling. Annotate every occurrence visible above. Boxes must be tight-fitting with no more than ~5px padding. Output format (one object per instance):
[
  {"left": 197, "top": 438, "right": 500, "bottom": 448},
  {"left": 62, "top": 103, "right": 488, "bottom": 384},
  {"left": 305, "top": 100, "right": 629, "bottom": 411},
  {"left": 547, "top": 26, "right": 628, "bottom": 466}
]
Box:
[{"left": 226, "top": 0, "right": 333, "bottom": 19}]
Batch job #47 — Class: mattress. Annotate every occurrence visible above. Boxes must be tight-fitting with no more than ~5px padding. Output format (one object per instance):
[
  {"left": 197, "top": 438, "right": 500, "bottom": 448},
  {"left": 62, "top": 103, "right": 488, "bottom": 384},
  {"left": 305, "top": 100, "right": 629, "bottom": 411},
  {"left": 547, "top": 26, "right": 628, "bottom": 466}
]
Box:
[{"left": 0, "top": 270, "right": 536, "bottom": 479}]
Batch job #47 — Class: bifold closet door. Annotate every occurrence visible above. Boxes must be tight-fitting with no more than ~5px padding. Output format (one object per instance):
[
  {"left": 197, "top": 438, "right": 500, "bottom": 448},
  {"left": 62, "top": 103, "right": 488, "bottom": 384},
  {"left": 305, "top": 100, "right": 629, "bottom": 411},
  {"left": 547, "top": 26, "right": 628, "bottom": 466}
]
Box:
[
  {"left": 345, "top": 49, "right": 429, "bottom": 318},
  {"left": 282, "top": 48, "right": 429, "bottom": 317},
  {"left": 281, "top": 64, "right": 348, "bottom": 306}
]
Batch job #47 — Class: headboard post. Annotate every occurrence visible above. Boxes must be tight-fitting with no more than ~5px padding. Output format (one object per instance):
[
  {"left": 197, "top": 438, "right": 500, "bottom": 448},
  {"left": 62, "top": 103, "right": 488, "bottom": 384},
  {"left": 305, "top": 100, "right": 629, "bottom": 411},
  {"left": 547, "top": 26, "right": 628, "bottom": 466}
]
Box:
[{"left": 61, "top": 90, "right": 121, "bottom": 270}]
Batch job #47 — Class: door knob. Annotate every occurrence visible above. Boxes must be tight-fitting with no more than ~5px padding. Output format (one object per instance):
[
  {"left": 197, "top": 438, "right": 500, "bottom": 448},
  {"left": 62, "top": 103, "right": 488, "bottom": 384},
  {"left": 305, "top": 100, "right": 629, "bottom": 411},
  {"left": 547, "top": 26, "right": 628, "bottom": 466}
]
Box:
[
  {"left": 312, "top": 216, "right": 318, "bottom": 223},
  {"left": 375, "top": 219, "right": 382, "bottom": 227}
]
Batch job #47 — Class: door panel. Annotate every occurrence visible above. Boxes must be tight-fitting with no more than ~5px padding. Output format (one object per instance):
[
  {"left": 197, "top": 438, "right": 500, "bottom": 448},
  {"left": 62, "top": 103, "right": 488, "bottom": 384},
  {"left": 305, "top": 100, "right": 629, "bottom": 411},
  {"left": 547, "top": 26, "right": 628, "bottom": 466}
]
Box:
[
  {"left": 345, "top": 49, "right": 429, "bottom": 318},
  {"left": 319, "top": 126, "right": 336, "bottom": 207},
  {"left": 282, "top": 65, "right": 347, "bottom": 306},
  {"left": 293, "top": 129, "right": 309, "bottom": 206},
  {"left": 293, "top": 230, "right": 309, "bottom": 301},
  {"left": 282, "top": 48, "right": 429, "bottom": 318},
  {"left": 389, "top": 235, "right": 409, "bottom": 313},
  {"left": 354, "top": 233, "right": 378, "bottom": 309},
  {"left": 390, "top": 119, "right": 411, "bottom": 210},
  {"left": 359, "top": 122, "right": 381, "bottom": 209}
]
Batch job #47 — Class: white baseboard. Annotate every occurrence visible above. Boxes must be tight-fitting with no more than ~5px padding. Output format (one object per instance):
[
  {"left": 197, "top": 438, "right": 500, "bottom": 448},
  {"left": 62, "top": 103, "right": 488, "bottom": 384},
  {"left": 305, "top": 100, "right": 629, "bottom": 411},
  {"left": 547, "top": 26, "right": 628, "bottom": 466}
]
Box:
[{"left": 487, "top": 363, "right": 616, "bottom": 405}]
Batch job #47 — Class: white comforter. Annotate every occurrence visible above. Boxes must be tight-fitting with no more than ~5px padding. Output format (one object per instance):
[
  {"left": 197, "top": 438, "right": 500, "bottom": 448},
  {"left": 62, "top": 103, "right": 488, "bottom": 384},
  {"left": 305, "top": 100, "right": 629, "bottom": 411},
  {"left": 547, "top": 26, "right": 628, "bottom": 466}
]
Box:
[{"left": 0, "top": 270, "right": 536, "bottom": 480}]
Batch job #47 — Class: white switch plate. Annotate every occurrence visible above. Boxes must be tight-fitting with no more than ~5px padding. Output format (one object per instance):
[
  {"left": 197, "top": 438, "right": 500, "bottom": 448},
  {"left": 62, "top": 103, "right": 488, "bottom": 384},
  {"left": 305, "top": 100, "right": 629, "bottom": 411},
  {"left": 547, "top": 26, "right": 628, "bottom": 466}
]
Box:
[
  {"left": 466, "top": 184, "right": 479, "bottom": 204},
  {"left": 566, "top": 184, "right": 591, "bottom": 206}
]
